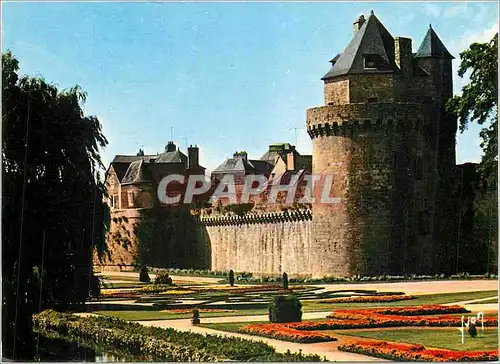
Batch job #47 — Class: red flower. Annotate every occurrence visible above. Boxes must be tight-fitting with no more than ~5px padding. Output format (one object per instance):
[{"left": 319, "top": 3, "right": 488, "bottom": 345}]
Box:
[{"left": 339, "top": 338, "right": 499, "bottom": 362}]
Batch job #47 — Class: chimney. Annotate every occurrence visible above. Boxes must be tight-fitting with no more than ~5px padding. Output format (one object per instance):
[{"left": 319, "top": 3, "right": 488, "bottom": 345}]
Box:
[
  {"left": 233, "top": 151, "right": 248, "bottom": 162},
  {"left": 165, "top": 141, "right": 176, "bottom": 152},
  {"left": 395, "top": 37, "right": 413, "bottom": 76},
  {"left": 188, "top": 144, "right": 199, "bottom": 170},
  {"left": 353, "top": 15, "right": 365, "bottom": 35},
  {"left": 287, "top": 152, "right": 295, "bottom": 171}
]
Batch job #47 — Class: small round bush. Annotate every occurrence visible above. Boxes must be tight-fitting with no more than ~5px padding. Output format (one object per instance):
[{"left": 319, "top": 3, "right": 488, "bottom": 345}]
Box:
[
  {"left": 468, "top": 323, "right": 478, "bottom": 338},
  {"left": 139, "top": 265, "right": 151, "bottom": 283},
  {"left": 154, "top": 270, "right": 173, "bottom": 285}
]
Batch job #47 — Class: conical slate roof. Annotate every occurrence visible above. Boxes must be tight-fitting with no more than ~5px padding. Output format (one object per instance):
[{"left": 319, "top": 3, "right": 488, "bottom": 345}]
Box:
[
  {"left": 322, "top": 13, "right": 397, "bottom": 80},
  {"left": 415, "top": 26, "right": 454, "bottom": 59}
]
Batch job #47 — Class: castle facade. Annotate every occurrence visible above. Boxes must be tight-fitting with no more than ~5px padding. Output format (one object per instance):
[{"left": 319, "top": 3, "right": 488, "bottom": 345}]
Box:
[{"left": 98, "top": 13, "right": 471, "bottom": 278}]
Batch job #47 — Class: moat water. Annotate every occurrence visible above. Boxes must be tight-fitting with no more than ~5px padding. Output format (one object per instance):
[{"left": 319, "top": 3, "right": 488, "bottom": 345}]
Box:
[{"left": 3, "top": 333, "right": 132, "bottom": 362}]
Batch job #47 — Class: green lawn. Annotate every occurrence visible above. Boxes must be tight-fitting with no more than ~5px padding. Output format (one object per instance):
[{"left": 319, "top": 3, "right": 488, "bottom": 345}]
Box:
[{"left": 337, "top": 328, "right": 498, "bottom": 351}]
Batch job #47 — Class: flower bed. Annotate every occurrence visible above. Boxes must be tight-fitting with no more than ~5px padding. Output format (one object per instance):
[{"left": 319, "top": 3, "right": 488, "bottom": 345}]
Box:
[
  {"left": 322, "top": 294, "right": 414, "bottom": 303},
  {"left": 160, "top": 308, "right": 235, "bottom": 314},
  {"left": 240, "top": 324, "right": 336, "bottom": 343},
  {"left": 339, "top": 338, "right": 499, "bottom": 362},
  {"left": 239, "top": 305, "right": 498, "bottom": 343},
  {"left": 191, "top": 285, "right": 304, "bottom": 294},
  {"left": 159, "top": 290, "right": 195, "bottom": 295},
  {"left": 100, "top": 290, "right": 140, "bottom": 299}
]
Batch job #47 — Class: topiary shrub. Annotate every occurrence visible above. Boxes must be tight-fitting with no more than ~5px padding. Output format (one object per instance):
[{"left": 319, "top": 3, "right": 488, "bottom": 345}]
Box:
[
  {"left": 139, "top": 265, "right": 151, "bottom": 283},
  {"left": 191, "top": 308, "right": 200, "bottom": 325},
  {"left": 269, "top": 295, "right": 302, "bottom": 323},
  {"left": 282, "top": 272, "right": 289, "bottom": 290},
  {"left": 228, "top": 269, "right": 235, "bottom": 286},
  {"left": 154, "top": 270, "right": 173, "bottom": 285}
]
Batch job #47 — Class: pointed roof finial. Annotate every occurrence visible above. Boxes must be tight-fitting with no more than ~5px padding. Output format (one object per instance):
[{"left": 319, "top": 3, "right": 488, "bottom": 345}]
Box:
[
  {"left": 429, "top": 23, "right": 432, "bottom": 29},
  {"left": 370, "top": 10, "right": 374, "bottom": 15}
]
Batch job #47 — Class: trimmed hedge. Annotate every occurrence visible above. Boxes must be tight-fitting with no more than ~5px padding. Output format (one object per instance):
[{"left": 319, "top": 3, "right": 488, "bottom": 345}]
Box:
[
  {"left": 145, "top": 268, "right": 497, "bottom": 284},
  {"left": 33, "top": 310, "right": 323, "bottom": 362}
]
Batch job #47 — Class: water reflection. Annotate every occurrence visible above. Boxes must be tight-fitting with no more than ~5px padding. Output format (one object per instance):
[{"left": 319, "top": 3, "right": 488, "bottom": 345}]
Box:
[{"left": 3, "top": 333, "right": 132, "bottom": 362}]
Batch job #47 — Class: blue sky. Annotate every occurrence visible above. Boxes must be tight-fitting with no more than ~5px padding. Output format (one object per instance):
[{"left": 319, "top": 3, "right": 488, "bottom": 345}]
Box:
[{"left": 2, "top": 1, "right": 498, "bottom": 173}]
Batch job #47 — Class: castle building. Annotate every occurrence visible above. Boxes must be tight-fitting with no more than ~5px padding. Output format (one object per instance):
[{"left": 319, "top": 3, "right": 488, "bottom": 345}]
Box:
[
  {"left": 97, "top": 141, "right": 206, "bottom": 269},
  {"left": 211, "top": 143, "right": 312, "bottom": 206},
  {"left": 306, "top": 12, "right": 457, "bottom": 276},
  {"left": 97, "top": 13, "right": 483, "bottom": 278}
]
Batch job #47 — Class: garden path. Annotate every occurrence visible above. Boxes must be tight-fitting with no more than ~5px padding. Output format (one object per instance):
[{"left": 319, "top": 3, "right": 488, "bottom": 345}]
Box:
[
  {"left": 445, "top": 295, "right": 498, "bottom": 305},
  {"left": 314, "top": 279, "right": 497, "bottom": 295},
  {"left": 98, "top": 271, "right": 222, "bottom": 284},
  {"left": 137, "top": 318, "right": 387, "bottom": 362}
]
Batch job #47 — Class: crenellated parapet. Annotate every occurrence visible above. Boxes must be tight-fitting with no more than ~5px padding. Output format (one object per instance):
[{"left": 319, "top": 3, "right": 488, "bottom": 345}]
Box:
[
  {"left": 199, "top": 209, "right": 312, "bottom": 226},
  {"left": 306, "top": 103, "right": 424, "bottom": 139}
]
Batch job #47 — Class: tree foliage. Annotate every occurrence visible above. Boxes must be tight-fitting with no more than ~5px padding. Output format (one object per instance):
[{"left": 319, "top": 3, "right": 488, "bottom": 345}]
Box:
[
  {"left": 447, "top": 33, "right": 498, "bottom": 184},
  {"left": 2, "top": 51, "right": 110, "bottom": 359}
]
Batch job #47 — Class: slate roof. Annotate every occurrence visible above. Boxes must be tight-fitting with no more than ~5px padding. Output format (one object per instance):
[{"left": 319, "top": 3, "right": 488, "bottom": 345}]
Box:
[
  {"left": 415, "top": 26, "right": 454, "bottom": 59},
  {"left": 108, "top": 147, "right": 199, "bottom": 185},
  {"left": 212, "top": 158, "right": 273, "bottom": 175},
  {"left": 112, "top": 155, "right": 157, "bottom": 164},
  {"left": 322, "top": 13, "right": 398, "bottom": 80},
  {"left": 121, "top": 160, "right": 152, "bottom": 184},
  {"left": 155, "top": 150, "right": 188, "bottom": 164}
]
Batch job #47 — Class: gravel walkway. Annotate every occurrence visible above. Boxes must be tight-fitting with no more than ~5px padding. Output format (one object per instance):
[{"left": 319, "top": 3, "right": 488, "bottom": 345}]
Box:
[
  {"left": 137, "top": 318, "right": 387, "bottom": 362},
  {"left": 314, "top": 279, "right": 497, "bottom": 295}
]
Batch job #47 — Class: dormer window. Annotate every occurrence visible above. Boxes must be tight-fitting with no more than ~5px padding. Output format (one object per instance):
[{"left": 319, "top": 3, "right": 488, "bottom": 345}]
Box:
[{"left": 364, "top": 54, "right": 377, "bottom": 69}]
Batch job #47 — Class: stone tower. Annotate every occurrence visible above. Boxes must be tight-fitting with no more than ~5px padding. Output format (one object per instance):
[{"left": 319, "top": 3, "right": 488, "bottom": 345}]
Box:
[{"left": 306, "top": 12, "right": 456, "bottom": 277}]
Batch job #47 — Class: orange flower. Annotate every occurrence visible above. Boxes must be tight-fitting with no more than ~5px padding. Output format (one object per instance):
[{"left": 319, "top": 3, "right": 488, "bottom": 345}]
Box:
[{"left": 339, "top": 338, "right": 499, "bottom": 361}]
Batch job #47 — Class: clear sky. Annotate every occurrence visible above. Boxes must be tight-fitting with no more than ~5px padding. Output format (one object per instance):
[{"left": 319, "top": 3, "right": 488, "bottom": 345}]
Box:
[{"left": 2, "top": 1, "right": 498, "bottom": 174}]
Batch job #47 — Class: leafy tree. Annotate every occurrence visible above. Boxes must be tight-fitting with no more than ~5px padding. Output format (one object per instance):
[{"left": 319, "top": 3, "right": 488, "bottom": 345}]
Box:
[
  {"left": 447, "top": 33, "right": 498, "bottom": 184},
  {"left": 447, "top": 33, "right": 498, "bottom": 274},
  {"left": 2, "top": 51, "right": 110, "bottom": 359}
]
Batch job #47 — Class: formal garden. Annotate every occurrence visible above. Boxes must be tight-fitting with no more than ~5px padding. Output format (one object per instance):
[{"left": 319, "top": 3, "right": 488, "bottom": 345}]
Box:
[{"left": 29, "top": 268, "right": 494, "bottom": 361}]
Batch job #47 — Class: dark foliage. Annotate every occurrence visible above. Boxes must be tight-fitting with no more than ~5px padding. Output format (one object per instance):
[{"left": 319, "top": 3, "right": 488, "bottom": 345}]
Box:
[
  {"left": 2, "top": 51, "right": 109, "bottom": 360},
  {"left": 468, "top": 323, "right": 478, "bottom": 338},
  {"left": 154, "top": 270, "right": 173, "bottom": 285},
  {"left": 228, "top": 269, "right": 235, "bottom": 286},
  {"left": 282, "top": 272, "right": 289, "bottom": 290},
  {"left": 139, "top": 265, "right": 151, "bottom": 283},
  {"left": 269, "top": 295, "right": 302, "bottom": 323}
]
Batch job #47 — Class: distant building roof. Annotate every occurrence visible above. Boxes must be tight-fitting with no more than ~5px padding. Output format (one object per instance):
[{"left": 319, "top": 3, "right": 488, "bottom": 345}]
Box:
[
  {"left": 415, "top": 26, "right": 454, "bottom": 59},
  {"left": 108, "top": 144, "right": 203, "bottom": 185},
  {"left": 155, "top": 150, "right": 188, "bottom": 164},
  {"left": 322, "top": 13, "right": 397, "bottom": 80},
  {"left": 212, "top": 158, "right": 273, "bottom": 175},
  {"left": 121, "top": 160, "right": 152, "bottom": 184}
]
